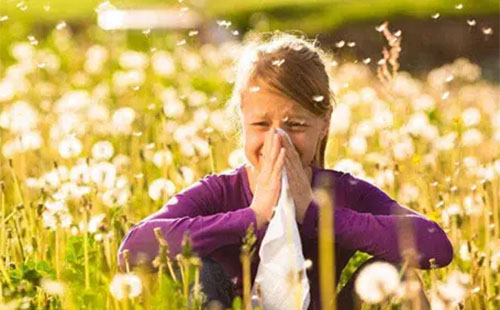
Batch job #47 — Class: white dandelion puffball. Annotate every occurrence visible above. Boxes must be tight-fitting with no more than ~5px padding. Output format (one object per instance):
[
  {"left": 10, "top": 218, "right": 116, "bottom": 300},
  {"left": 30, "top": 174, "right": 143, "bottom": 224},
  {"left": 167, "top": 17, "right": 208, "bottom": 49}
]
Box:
[
  {"left": 461, "top": 107, "right": 481, "bottom": 127},
  {"left": 112, "top": 107, "right": 136, "bottom": 134},
  {"left": 148, "top": 178, "right": 176, "bottom": 201},
  {"left": 152, "top": 150, "right": 173, "bottom": 168},
  {"left": 398, "top": 183, "right": 420, "bottom": 204},
  {"left": 348, "top": 135, "right": 367, "bottom": 156},
  {"left": 92, "top": 140, "right": 114, "bottom": 161},
  {"left": 58, "top": 135, "right": 83, "bottom": 158},
  {"left": 109, "top": 273, "right": 142, "bottom": 301},
  {"left": 152, "top": 50, "right": 176, "bottom": 77},
  {"left": 228, "top": 148, "right": 246, "bottom": 168},
  {"left": 355, "top": 261, "right": 401, "bottom": 304}
]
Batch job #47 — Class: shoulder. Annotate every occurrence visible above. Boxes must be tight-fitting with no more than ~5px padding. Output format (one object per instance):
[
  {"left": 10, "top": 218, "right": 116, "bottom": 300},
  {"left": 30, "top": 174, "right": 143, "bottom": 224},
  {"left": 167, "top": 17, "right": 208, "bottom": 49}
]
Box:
[
  {"left": 175, "top": 165, "right": 243, "bottom": 206},
  {"left": 312, "top": 166, "right": 381, "bottom": 210}
]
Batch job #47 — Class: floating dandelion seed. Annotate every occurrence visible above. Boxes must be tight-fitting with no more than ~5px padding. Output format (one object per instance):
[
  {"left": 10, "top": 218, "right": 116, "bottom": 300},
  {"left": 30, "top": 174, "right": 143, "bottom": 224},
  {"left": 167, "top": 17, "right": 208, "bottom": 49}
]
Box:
[
  {"left": 188, "top": 30, "right": 198, "bottom": 36},
  {"left": 27, "top": 35, "right": 38, "bottom": 46},
  {"left": 56, "top": 21, "right": 67, "bottom": 30},
  {"left": 441, "top": 91, "right": 450, "bottom": 100},
  {"left": 330, "top": 60, "right": 338, "bottom": 67},
  {"left": 232, "top": 30, "right": 239, "bottom": 36},
  {"left": 455, "top": 3, "right": 463, "bottom": 9},
  {"left": 132, "top": 85, "right": 140, "bottom": 91},
  {"left": 176, "top": 39, "right": 186, "bottom": 46},
  {"left": 271, "top": 59, "right": 285, "bottom": 67},
  {"left": 377, "top": 58, "right": 386, "bottom": 65},
  {"left": 17, "top": 2, "right": 28, "bottom": 11},
  {"left": 482, "top": 27, "right": 493, "bottom": 35},
  {"left": 43, "top": 4, "right": 50, "bottom": 11},
  {"left": 335, "top": 40, "right": 345, "bottom": 48},
  {"left": 431, "top": 13, "right": 440, "bottom": 19},
  {"left": 0, "top": 16, "right": 8, "bottom": 22},
  {"left": 446, "top": 75, "right": 454, "bottom": 82},
  {"left": 394, "top": 30, "right": 402, "bottom": 37},
  {"left": 37, "top": 62, "right": 46, "bottom": 69},
  {"left": 347, "top": 41, "right": 356, "bottom": 47},
  {"left": 313, "top": 95, "right": 324, "bottom": 102},
  {"left": 142, "top": 29, "right": 151, "bottom": 35},
  {"left": 216, "top": 20, "right": 232, "bottom": 28},
  {"left": 250, "top": 86, "right": 260, "bottom": 93},
  {"left": 363, "top": 57, "right": 371, "bottom": 64},
  {"left": 467, "top": 19, "right": 476, "bottom": 26},
  {"left": 375, "top": 22, "right": 387, "bottom": 32},
  {"left": 109, "top": 273, "right": 142, "bottom": 301}
]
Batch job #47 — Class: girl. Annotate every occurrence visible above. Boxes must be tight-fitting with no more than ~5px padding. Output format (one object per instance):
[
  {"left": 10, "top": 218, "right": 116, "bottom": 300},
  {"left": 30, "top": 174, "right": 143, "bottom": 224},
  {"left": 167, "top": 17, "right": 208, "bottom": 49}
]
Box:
[{"left": 117, "top": 31, "right": 453, "bottom": 310}]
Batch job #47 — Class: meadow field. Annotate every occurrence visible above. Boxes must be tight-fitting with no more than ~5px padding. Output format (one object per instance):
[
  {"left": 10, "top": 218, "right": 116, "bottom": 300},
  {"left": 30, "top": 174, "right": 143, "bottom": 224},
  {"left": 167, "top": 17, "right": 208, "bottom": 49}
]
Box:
[{"left": 0, "top": 10, "right": 499, "bottom": 310}]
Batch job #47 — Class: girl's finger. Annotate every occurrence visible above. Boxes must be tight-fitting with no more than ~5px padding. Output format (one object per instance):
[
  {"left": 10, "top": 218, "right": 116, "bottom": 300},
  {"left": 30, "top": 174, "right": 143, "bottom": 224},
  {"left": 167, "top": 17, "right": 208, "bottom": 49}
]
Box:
[
  {"left": 269, "top": 131, "right": 281, "bottom": 168},
  {"left": 271, "top": 147, "right": 286, "bottom": 183}
]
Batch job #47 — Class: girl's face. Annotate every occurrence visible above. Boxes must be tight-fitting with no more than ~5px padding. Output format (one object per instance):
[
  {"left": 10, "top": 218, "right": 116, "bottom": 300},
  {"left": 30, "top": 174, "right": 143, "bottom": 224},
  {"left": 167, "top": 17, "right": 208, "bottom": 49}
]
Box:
[{"left": 240, "top": 81, "right": 331, "bottom": 172}]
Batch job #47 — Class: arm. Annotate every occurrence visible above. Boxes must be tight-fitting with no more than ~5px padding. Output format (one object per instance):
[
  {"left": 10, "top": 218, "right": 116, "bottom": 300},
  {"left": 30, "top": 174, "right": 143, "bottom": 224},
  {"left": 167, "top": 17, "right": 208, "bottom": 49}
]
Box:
[
  {"left": 299, "top": 172, "right": 453, "bottom": 269},
  {"left": 117, "top": 175, "right": 258, "bottom": 272}
]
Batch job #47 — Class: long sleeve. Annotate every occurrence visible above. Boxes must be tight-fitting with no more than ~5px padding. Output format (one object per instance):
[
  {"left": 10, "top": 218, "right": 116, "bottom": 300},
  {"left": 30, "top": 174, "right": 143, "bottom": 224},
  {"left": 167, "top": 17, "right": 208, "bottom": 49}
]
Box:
[
  {"left": 117, "top": 174, "right": 258, "bottom": 272},
  {"left": 300, "top": 171, "right": 453, "bottom": 269}
]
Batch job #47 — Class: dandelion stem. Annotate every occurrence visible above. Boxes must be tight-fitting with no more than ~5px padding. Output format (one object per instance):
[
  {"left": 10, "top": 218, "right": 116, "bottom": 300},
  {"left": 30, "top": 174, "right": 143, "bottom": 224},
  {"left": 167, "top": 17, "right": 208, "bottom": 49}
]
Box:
[
  {"left": 315, "top": 181, "right": 336, "bottom": 310},
  {"left": 208, "top": 137, "right": 215, "bottom": 174},
  {"left": 84, "top": 208, "right": 90, "bottom": 290},
  {"left": 55, "top": 226, "right": 60, "bottom": 280}
]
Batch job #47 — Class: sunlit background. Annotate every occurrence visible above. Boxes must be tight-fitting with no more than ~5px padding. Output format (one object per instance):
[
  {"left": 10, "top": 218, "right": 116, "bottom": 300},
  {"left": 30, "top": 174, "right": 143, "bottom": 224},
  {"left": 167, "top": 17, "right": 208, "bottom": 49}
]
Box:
[{"left": 0, "top": 0, "right": 499, "bottom": 309}]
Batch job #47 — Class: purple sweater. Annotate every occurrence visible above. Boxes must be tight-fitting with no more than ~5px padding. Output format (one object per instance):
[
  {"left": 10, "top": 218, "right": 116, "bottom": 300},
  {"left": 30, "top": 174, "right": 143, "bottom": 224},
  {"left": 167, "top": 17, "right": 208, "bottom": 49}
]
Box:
[{"left": 118, "top": 164, "right": 453, "bottom": 309}]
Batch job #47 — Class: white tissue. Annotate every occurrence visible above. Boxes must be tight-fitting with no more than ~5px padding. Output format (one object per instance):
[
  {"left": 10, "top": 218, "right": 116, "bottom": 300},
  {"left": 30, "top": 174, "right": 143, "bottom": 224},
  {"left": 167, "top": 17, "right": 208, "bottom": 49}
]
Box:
[{"left": 251, "top": 128, "right": 310, "bottom": 310}]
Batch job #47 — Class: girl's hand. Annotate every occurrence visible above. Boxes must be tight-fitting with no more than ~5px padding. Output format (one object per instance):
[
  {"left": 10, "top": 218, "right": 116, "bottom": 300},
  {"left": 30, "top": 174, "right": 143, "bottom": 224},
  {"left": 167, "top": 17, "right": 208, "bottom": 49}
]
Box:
[
  {"left": 249, "top": 127, "right": 287, "bottom": 229},
  {"left": 276, "top": 129, "right": 314, "bottom": 224}
]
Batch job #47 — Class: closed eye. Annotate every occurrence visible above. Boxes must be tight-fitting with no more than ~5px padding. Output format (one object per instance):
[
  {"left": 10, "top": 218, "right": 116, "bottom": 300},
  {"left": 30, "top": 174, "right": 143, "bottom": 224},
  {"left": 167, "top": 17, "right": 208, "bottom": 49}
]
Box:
[{"left": 252, "top": 122, "right": 268, "bottom": 126}]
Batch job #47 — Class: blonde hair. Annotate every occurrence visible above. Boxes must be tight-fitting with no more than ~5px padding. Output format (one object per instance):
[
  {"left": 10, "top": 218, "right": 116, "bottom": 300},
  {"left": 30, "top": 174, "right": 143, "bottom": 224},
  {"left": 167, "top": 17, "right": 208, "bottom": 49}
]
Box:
[{"left": 227, "top": 30, "right": 337, "bottom": 168}]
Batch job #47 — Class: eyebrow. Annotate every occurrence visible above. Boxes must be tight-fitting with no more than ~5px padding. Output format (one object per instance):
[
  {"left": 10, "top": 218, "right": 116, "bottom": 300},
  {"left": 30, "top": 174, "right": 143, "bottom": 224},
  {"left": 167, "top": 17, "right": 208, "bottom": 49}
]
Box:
[{"left": 255, "top": 112, "right": 307, "bottom": 119}]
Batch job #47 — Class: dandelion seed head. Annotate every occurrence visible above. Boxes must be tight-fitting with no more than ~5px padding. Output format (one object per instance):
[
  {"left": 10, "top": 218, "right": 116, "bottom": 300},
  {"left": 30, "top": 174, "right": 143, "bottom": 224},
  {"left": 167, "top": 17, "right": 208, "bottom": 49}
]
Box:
[
  {"left": 467, "top": 19, "right": 476, "bottom": 26},
  {"left": 41, "top": 278, "right": 65, "bottom": 296},
  {"left": 92, "top": 140, "right": 114, "bottom": 161},
  {"left": 431, "top": 13, "right": 440, "bottom": 19},
  {"left": 188, "top": 30, "right": 198, "bottom": 37},
  {"left": 455, "top": 3, "right": 463, "bottom": 9},
  {"left": 355, "top": 262, "right": 400, "bottom": 304},
  {"left": 148, "top": 178, "right": 176, "bottom": 201},
  {"left": 109, "top": 273, "right": 142, "bottom": 301}
]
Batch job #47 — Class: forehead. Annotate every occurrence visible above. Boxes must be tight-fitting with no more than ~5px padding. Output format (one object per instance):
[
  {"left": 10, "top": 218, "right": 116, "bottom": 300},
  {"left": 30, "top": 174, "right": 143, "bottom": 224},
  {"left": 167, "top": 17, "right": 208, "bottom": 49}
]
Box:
[{"left": 241, "top": 85, "right": 313, "bottom": 119}]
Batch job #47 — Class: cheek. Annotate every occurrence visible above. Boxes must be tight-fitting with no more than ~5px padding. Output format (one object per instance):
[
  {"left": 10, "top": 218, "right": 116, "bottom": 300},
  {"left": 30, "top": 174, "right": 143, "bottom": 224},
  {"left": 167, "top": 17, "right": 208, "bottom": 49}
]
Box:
[{"left": 243, "top": 132, "right": 266, "bottom": 159}]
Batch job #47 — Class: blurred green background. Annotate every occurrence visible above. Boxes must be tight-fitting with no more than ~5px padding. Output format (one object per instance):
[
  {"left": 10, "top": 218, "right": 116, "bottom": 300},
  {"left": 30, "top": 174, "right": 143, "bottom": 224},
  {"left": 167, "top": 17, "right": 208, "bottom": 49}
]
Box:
[{"left": 1, "top": 0, "right": 499, "bottom": 80}]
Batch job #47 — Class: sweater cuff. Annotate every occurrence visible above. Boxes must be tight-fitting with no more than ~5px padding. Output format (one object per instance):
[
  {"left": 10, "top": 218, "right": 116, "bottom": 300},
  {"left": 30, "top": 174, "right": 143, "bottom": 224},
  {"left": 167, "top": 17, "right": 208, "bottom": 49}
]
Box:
[{"left": 301, "top": 199, "right": 320, "bottom": 239}]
